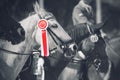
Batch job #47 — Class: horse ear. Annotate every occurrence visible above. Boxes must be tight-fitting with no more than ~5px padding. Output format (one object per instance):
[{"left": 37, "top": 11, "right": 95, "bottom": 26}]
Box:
[
  {"left": 33, "top": 1, "right": 45, "bottom": 19},
  {"left": 33, "top": 1, "right": 40, "bottom": 14}
]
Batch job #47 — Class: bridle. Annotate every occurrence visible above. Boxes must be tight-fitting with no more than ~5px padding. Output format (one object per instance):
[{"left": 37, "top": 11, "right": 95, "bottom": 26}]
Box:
[
  {"left": 47, "top": 27, "right": 77, "bottom": 57},
  {"left": 37, "top": 11, "right": 78, "bottom": 58}
]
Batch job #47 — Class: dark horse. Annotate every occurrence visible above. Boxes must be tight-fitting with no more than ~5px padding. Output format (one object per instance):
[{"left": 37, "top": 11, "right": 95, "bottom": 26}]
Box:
[
  {"left": 0, "top": 0, "right": 25, "bottom": 44},
  {"left": 58, "top": 23, "right": 112, "bottom": 80}
]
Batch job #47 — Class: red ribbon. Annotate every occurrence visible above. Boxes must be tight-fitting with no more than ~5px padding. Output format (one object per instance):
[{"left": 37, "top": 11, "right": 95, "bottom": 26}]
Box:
[{"left": 38, "top": 19, "right": 49, "bottom": 57}]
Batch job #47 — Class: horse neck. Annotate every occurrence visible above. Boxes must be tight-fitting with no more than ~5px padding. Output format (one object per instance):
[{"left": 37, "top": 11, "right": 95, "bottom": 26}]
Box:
[{"left": 12, "top": 14, "right": 40, "bottom": 79}]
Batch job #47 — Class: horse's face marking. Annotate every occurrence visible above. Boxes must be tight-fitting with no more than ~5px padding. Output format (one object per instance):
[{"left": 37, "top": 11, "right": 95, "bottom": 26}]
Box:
[{"left": 10, "top": 26, "right": 25, "bottom": 45}]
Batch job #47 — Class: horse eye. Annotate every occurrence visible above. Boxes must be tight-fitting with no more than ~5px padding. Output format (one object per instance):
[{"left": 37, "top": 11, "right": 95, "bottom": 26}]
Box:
[
  {"left": 17, "top": 28, "right": 25, "bottom": 36},
  {"left": 51, "top": 24, "right": 58, "bottom": 28}
]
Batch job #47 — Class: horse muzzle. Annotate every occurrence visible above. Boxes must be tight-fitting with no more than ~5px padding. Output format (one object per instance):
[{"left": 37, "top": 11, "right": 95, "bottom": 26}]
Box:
[{"left": 61, "top": 42, "right": 78, "bottom": 58}]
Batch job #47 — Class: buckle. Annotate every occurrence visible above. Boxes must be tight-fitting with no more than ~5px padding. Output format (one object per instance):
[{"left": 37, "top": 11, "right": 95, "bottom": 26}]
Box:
[{"left": 90, "top": 34, "right": 99, "bottom": 43}]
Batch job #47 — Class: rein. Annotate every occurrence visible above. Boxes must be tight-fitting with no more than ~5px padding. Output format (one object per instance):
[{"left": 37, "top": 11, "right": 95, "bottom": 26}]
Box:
[
  {"left": 0, "top": 47, "right": 72, "bottom": 64},
  {"left": 0, "top": 47, "right": 32, "bottom": 55},
  {"left": 0, "top": 47, "right": 58, "bottom": 56}
]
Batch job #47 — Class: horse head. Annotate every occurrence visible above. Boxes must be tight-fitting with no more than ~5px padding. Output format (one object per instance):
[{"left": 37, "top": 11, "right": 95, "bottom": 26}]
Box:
[
  {"left": 19, "top": 3, "right": 80, "bottom": 80},
  {"left": 33, "top": 2, "right": 78, "bottom": 64}
]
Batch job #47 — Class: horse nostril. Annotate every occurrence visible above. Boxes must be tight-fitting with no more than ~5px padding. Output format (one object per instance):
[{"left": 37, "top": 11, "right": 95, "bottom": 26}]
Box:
[
  {"left": 17, "top": 28, "right": 25, "bottom": 37},
  {"left": 69, "top": 43, "right": 78, "bottom": 51},
  {"left": 73, "top": 44, "right": 78, "bottom": 51}
]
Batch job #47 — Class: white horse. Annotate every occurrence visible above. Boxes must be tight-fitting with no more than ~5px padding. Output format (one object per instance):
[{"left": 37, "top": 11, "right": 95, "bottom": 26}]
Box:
[{"left": 0, "top": 2, "right": 75, "bottom": 80}]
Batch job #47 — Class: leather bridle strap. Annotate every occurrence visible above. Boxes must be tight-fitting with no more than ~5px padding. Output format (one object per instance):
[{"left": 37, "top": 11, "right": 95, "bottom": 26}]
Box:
[
  {"left": 47, "top": 27, "right": 64, "bottom": 45},
  {"left": 47, "top": 27, "right": 73, "bottom": 46},
  {"left": 47, "top": 28, "right": 59, "bottom": 45},
  {"left": 0, "top": 47, "right": 32, "bottom": 55}
]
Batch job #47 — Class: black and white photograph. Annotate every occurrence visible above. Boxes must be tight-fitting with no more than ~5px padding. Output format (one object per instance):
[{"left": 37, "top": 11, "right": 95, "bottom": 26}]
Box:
[{"left": 0, "top": 0, "right": 120, "bottom": 80}]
